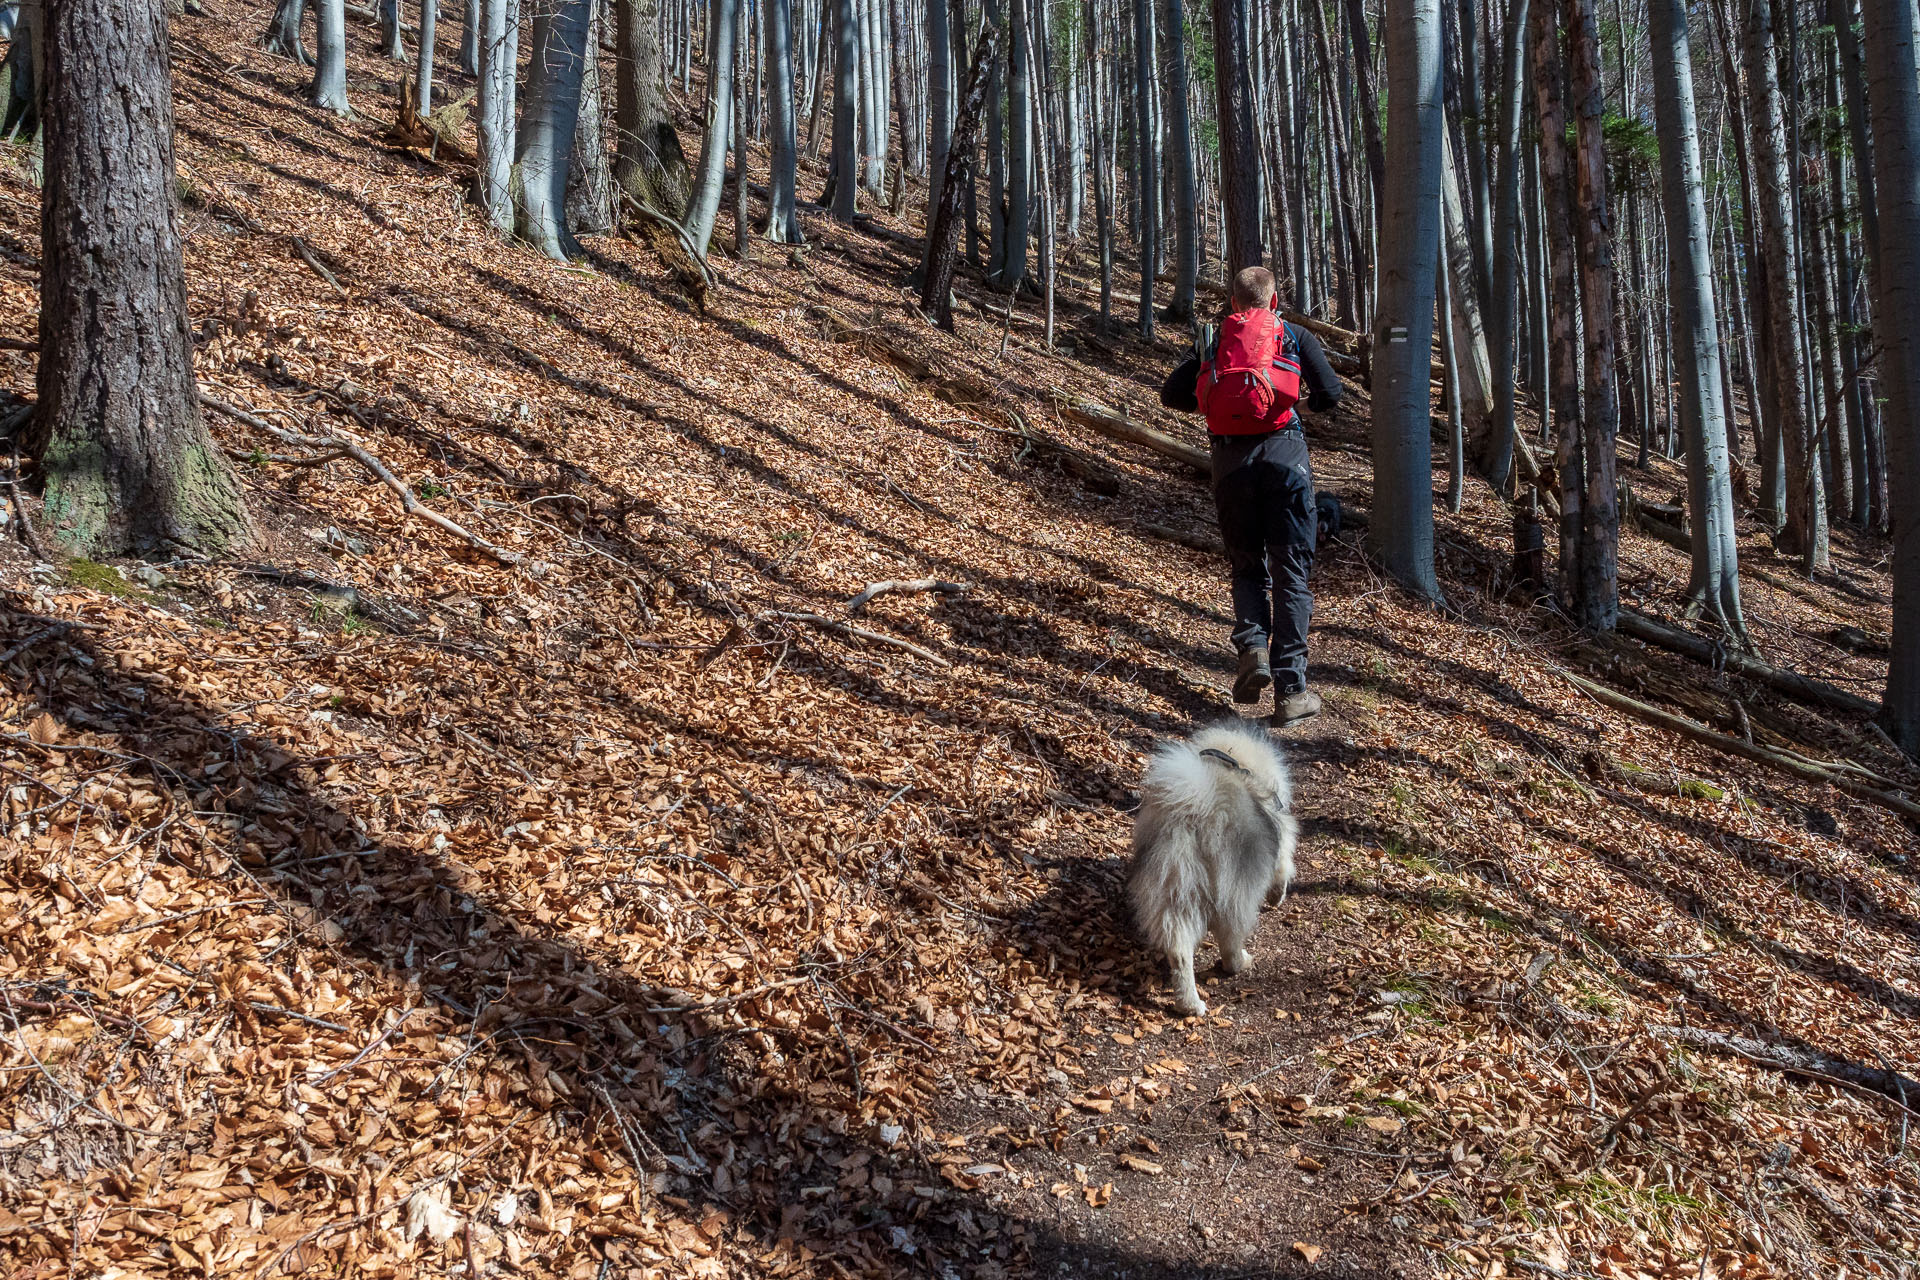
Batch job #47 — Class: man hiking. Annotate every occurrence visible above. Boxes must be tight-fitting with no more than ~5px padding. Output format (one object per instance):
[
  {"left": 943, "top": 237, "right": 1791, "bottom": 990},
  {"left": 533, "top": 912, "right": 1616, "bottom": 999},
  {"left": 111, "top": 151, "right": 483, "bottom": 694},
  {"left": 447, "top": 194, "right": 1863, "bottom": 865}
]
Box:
[{"left": 1159, "top": 266, "right": 1343, "bottom": 726}]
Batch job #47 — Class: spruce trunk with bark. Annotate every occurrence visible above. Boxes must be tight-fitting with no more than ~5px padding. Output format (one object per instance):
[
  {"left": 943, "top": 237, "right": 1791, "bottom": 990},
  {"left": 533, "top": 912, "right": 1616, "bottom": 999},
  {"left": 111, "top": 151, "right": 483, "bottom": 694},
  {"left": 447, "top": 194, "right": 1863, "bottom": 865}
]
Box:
[
  {"left": 920, "top": 16, "right": 998, "bottom": 328},
  {"left": 31, "top": 0, "right": 251, "bottom": 557}
]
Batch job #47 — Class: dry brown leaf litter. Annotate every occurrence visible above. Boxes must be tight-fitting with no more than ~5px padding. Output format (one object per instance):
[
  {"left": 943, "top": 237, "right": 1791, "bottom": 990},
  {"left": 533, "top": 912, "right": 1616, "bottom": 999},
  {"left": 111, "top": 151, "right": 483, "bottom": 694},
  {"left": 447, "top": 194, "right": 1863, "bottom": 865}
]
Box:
[{"left": 0, "top": 6, "right": 1914, "bottom": 1278}]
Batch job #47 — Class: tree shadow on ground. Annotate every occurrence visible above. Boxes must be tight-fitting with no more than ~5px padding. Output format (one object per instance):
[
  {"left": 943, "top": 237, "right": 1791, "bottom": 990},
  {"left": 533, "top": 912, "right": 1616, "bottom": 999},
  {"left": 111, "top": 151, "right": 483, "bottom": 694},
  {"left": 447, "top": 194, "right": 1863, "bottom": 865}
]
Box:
[{"left": 0, "top": 602, "right": 1406, "bottom": 1278}]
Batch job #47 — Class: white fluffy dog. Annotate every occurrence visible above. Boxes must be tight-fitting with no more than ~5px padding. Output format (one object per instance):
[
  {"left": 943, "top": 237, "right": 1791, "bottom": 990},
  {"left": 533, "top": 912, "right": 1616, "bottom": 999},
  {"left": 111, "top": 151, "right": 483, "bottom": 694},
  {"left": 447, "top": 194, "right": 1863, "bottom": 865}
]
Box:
[{"left": 1128, "top": 722, "right": 1298, "bottom": 1016}]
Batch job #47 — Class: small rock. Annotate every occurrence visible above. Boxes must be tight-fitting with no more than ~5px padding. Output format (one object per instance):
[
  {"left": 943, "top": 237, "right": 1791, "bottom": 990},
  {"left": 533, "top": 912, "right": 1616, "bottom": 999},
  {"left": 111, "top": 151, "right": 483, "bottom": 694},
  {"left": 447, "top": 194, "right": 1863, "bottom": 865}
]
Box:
[{"left": 127, "top": 564, "right": 166, "bottom": 590}]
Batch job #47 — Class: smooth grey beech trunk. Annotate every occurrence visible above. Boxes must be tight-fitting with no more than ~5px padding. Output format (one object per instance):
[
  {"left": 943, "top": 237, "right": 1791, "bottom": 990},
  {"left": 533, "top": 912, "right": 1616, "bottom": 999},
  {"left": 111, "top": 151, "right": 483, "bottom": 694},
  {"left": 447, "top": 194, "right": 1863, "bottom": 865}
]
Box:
[
  {"left": 516, "top": 0, "right": 591, "bottom": 259},
  {"left": 1647, "top": 0, "right": 1744, "bottom": 637},
  {"left": 1131, "top": 0, "right": 1157, "bottom": 334},
  {"left": 263, "top": 0, "right": 311, "bottom": 62},
  {"left": 764, "top": 0, "right": 803, "bottom": 240},
  {"left": 461, "top": 0, "right": 479, "bottom": 73},
  {"left": 997, "top": 0, "right": 1032, "bottom": 289},
  {"left": 830, "top": 0, "right": 859, "bottom": 219},
  {"left": 1370, "top": 0, "right": 1444, "bottom": 601},
  {"left": 415, "top": 0, "right": 438, "bottom": 113},
  {"left": 1160, "top": 0, "right": 1197, "bottom": 320},
  {"left": 475, "top": 0, "right": 517, "bottom": 236},
  {"left": 381, "top": 0, "right": 408, "bottom": 59},
  {"left": 567, "top": 0, "right": 614, "bottom": 236},
  {"left": 683, "top": 0, "right": 738, "bottom": 255},
  {"left": 1480, "top": 0, "right": 1528, "bottom": 489},
  {"left": 858, "top": 0, "right": 883, "bottom": 193},
  {"left": 311, "top": 0, "right": 350, "bottom": 113},
  {"left": 32, "top": 0, "right": 250, "bottom": 557},
  {"left": 614, "top": 0, "right": 692, "bottom": 216},
  {"left": 1860, "top": 0, "right": 1920, "bottom": 755}
]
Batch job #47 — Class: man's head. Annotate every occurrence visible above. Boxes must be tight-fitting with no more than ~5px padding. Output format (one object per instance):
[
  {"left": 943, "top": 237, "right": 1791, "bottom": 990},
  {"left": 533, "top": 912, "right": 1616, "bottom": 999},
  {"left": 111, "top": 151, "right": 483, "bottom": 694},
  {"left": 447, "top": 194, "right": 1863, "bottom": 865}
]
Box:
[{"left": 1230, "top": 266, "right": 1277, "bottom": 312}]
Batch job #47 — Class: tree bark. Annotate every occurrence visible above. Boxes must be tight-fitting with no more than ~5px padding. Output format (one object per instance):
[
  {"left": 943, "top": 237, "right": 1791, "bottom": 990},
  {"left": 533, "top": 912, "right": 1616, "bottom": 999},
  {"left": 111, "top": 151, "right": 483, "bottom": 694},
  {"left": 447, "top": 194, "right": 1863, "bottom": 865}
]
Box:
[
  {"left": 1440, "top": 127, "right": 1495, "bottom": 450},
  {"left": 919, "top": 9, "right": 995, "bottom": 326},
  {"left": 1530, "top": 0, "right": 1582, "bottom": 605},
  {"left": 925, "top": 0, "right": 950, "bottom": 217},
  {"left": 1647, "top": 0, "right": 1744, "bottom": 636},
  {"left": 1861, "top": 0, "right": 1920, "bottom": 756},
  {"left": 763, "top": 0, "right": 803, "bottom": 241},
  {"left": 460, "top": 0, "right": 478, "bottom": 74},
  {"left": 1370, "top": 0, "right": 1444, "bottom": 601},
  {"left": 1480, "top": 0, "right": 1528, "bottom": 488},
  {"left": 311, "top": 0, "right": 350, "bottom": 113},
  {"left": 515, "top": 0, "right": 592, "bottom": 259},
  {"left": 830, "top": 0, "right": 860, "bottom": 219},
  {"left": 1210, "top": 0, "right": 1262, "bottom": 276},
  {"left": 567, "top": 0, "right": 615, "bottom": 237},
  {"left": 30, "top": 0, "right": 251, "bottom": 557},
  {"left": 474, "top": 0, "right": 517, "bottom": 236},
  {"left": 1131, "top": 0, "right": 1159, "bottom": 334},
  {"left": 263, "top": 0, "right": 311, "bottom": 63},
  {"left": 683, "top": 0, "right": 739, "bottom": 254},
  {"left": 1160, "top": 0, "right": 1198, "bottom": 320},
  {"left": 996, "top": 0, "right": 1032, "bottom": 289},
  {"left": 731, "top": 0, "right": 749, "bottom": 253},
  {"left": 615, "top": 0, "right": 693, "bottom": 218},
  {"left": 380, "top": 0, "right": 407, "bottom": 59},
  {"left": 414, "top": 0, "right": 438, "bottom": 114}
]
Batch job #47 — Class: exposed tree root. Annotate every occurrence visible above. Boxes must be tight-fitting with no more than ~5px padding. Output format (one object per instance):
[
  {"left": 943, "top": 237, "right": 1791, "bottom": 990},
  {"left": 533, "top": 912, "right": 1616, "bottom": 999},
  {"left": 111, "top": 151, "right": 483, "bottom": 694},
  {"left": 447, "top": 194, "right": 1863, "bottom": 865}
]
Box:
[{"left": 846, "top": 578, "right": 970, "bottom": 613}]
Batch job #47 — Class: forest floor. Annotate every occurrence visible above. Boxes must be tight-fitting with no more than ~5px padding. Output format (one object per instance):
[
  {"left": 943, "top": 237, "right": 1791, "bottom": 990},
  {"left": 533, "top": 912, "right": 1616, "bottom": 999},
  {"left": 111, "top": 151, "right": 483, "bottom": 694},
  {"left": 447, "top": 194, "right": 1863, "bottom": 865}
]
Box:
[{"left": 2, "top": 6, "right": 1919, "bottom": 1279}]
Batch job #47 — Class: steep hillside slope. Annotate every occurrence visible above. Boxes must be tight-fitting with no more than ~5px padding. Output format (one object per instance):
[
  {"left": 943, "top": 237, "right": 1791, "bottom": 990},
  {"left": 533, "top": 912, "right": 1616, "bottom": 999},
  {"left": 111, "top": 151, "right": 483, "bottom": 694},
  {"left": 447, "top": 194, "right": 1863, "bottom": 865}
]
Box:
[{"left": 1, "top": 8, "right": 1916, "bottom": 1279}]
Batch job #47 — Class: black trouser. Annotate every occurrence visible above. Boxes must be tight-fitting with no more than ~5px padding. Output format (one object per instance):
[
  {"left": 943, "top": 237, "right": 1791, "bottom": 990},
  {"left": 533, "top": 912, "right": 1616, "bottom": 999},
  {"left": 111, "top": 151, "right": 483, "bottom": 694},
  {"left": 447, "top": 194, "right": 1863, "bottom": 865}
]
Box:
[{"left": 1210, "top": 428, "right": 1315, "bottom": 694}]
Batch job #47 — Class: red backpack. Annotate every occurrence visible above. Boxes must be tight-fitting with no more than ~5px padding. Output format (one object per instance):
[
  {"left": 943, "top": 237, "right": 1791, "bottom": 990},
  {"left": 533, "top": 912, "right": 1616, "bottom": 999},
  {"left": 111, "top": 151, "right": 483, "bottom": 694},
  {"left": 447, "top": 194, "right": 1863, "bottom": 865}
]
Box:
[{"left": 1196, "top": 308, "right": 1302, "bottom": 435}]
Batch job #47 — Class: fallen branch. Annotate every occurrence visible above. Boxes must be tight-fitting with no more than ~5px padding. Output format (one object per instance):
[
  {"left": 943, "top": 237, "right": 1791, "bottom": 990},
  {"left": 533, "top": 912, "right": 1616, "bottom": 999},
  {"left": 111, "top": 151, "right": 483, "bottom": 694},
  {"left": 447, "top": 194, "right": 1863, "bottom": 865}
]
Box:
[
  {"left": 198, "top": 392, "right": 524, "bottom": 566},
  {"left": 1558, "top": 668, "right": 1920, "bottom": 824},
  {"left": 1139, "top": 522, "right": 1223, "bottom": 554},
  {"left": 289, "top": 235, "right": 346, "bottom": 297},
  {"left": 1616, "top": 610, "right": 1879, "bottom": 718},
  {"left": 3, "top": 459, "right": 47, "bottom": 560},
  {"left": 225, "top": 444, "right": 351, "bottom": 467},
  {"left": 0, "top": 337, "right": 40, "bottom": 352},
  {"left": 760, "top": 610, "right": 950, "bottom": 666},
  {"left": 846, "top": 578, "right": 970, "bottom": 612},
  {"left": 1649, "top": 1023, "right": 1920, "bottom": 1113},
  {"left": 1051, "top": 393, "right": 1210, "bottom": 474}
]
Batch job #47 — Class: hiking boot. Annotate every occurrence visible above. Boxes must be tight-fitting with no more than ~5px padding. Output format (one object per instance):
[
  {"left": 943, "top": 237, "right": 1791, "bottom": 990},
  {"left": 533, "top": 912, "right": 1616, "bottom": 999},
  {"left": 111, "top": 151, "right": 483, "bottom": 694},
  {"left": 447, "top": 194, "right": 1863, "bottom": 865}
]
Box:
[
  {"left": 1273, "top": 688, "right": 1322, "bottom": 726},
  {"left": 1232, "top": 648, "right": 1272, "bottom": 704}
]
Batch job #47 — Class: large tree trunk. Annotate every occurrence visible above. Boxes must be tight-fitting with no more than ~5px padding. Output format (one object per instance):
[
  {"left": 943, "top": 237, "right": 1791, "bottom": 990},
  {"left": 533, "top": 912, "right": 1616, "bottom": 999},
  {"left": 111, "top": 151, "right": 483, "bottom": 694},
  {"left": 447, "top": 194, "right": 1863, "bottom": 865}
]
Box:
[
  {"left": 262, "top": 0, "right": 311, "bottom": 63},
  {"left": 1480, "top": 0, "right": 1529, "bottom": 488},
  {"left": 1531, "top": 0, "right": 1582, "bottom": 603},
  {"left": 1160, "top": 0, "right": 1198, "bottom": 320},
  {"left": 683, "top": 0, "right": 739, "bottom": 255},
  {"left": 1210, "top": 0, "right": 1262, "bottom": 276},
  {"left": 1086, "top": 0, "right": 1113, "bottom": 326},
  {"left": 515, "top": 0, "right": 592, "bottom": 259},
  {"left": 996, "top": 0, "right": 1032, "bottom": 289},
  {"left": 925, "top": 0, "right": 950, "bottom": 217},
  {"left": 1564, "top": 0, "right": 1619, "bottom": 631},
  {"left": 1860, "top": 0, "right": 1920, "bottom": 756},
  {"left": 1743, "top": 0, "right": 1827, "bottom": 571},
  {"left": 919, "top": 16, "right": 997, "bottom": 328},
  {"left": 567, "top": 0, "right": 615, "bottom": 236},
  {"left": 615, "top": 0, "right": 693, "bottom": 217},
  {"left": 380, "top": 0, "right": 408, "bottom": 59},
  {"left": 475, "top": 0, "right": 517, "bottom": 237},
  {"left": 1369, "top": 0, "right": 1444, "bottom": 601},
  {"left": 763, "top": 0, "right": 803, "bottom": 241},
  {"left": 830, "top": 0, "right": 859, "bottom": 219},
  {"left": 311, "top": 0, "right": 350, "bottom": 113},
  {"left": 1647, "top": 0, "right": 1744, "bottom": 637},
  {"left": 30, "top": 0, "right": 250, "bottom": 557},
  {"left": 1829, "top": 0, "right": 1878, "bottom": 268}
]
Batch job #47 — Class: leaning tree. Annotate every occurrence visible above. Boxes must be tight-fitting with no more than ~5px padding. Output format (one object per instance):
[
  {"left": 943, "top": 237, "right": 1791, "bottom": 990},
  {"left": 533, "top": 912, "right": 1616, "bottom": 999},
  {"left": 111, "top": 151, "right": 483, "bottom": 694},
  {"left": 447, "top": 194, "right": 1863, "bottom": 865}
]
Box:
[{"left": 28, "top": 0, "right": 251, "bottom": 557}]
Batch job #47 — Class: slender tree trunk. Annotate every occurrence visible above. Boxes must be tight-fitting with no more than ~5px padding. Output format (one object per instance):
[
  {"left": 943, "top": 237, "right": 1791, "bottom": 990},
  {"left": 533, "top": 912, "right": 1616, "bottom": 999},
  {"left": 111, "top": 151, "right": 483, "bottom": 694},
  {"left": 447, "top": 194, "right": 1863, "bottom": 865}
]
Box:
[
  {"left": 764, "top": 0, "right": 803, "bottom": 240},
  {"left": 475, "top": 0, "right": 517, "bottom": 235},
  {"left": 312, "top": 0, "right": 350, "bottom": 113},
  {"left": 1481, "top": 0, "right": 1529, "bottom": 487},
  {"left": 1744, "top": 0, "right": 1827, "bottom": 570},
  {"left": 460, "top": 0, "right": 478, "bottom": 73},
  {"left": 516, "top": 0, "right": 593, "bottom": 259},
  {"left": 831, "top": 0, "right": 860, "bottom": 218},
  {"left": 926, "top": 0, "right": 950, "bottom": 216},
  {"left": 1564, "top": 0, "right": 1619, "bottom": 630},
  {"left": 921, "top": 16, "right": 998, "bottom": 327},
  {"left": 263, "top": 0, "right": 312, "bottom": 63},
  {"left": 1531, "top": 0, "right": 1583, "bottom": 602},
  {"left": 684, "top": 0, "right": 740, "bottom": 253},
  {"left": 1088, "top": 0, "right": 1114, "bottom": 326},
  {"left": 732, "top": 0, "right": 750, "bottom": 253},
  {"left": 1343, "top": 0, "right": 1386, "bottom": 231},
  {"left": 415, "top": 0, "right": 439, "bottom": 114},
  {"left": 1210, "top": 0, "right": 1261, "bottom": 275},
  {"left": 31, "top": 0, "right": 251, "bottom": 557},
  {"left": 381, "top": 0, "right": 408, "bottom": 59},
  {"left": 1829, "top": 0, "right": 1879, "bottom": 268},
  {"left": 1648, "top": 0, "right": 1744, "bottom": 635},
  {"left": 1371, "top": 0, "right": 1444, "bottom": 601},
  {"left": 997, "top": 0, "right": 1032, "bottom": 288},
  {"left": 1441, "top": 127, "right": 1495, "bottom": 449},
  {"left": 1861, "top": 0, "right": 1920, "bottom": 754},
  {"left": 1132, "top": 0, "right": 1158, "bottom": 334},
  {"left": 616, "top": 0, "right": 694, "bottom": 216},
  {"left": 1440, "top": 223, "right": 1466, "bottom": 512},
  {"left": 1826, "top": 42, "right": 1871, "bottom": 525},
  {"left": 567, "top": 0, "right": 615, "bottom": 236},
  {"left": 1161, "top": 0, "right": 1198, "bottom": 320}
]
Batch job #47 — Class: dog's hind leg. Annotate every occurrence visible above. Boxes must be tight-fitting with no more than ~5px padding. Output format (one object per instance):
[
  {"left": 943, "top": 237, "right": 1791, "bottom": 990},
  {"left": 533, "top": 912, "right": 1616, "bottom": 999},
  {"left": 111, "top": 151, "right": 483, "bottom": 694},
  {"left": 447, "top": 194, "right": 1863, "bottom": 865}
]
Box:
[
  {"left": 1168, "top": 948, "right": 1207, "bottom": 1017},
  {"left": 1211, "top": 917, "right": 1254, "bottom": 975}
]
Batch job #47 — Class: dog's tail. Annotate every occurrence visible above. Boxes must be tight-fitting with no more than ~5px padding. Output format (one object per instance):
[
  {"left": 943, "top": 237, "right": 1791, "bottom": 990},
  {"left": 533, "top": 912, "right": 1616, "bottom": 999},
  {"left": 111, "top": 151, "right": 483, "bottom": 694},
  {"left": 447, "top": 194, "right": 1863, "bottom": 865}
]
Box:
[{"left": 1129, "top": 739, "right": 1242, "bottom": 955}]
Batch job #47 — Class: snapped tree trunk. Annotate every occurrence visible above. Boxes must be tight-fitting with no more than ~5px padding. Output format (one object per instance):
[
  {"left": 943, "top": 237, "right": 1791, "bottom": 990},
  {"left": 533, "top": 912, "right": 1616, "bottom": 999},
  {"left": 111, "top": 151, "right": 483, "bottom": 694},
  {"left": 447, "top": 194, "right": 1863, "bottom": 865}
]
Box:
[
  {"left": 1861, "top": 0, "right": 1920, "bottom": 756},
  {"left": 615, "top": 0, "right": 693, "bottom": 217},
  {"left": 1370, "top": 0, "right": 1444, "bottom": 601},
  {"left": 30, "top": 0, "right": 251, "bottom": 557},
  {"left": 1647, "top": 0, "right": 1744, "bottom": 637},
  {"left": 1210, "top": 0, "right": 1262, "bottom": 276},
  {"left": 683, "top": 0, "right": 740, "bottom": 255},
  {"left": 516, "top": 0, "right": 593, "bottom": 259},
  {"left": 311, "top": 0, "right": 350, "bottom": 113},
  {"left": 475, "top": 0, "right": 517, "bottom": 237}
]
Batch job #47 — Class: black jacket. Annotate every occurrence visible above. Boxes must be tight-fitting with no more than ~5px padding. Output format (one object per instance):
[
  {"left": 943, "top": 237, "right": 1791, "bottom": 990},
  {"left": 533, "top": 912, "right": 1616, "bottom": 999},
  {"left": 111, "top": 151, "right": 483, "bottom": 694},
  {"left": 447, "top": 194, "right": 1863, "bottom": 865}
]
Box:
[{"left": 1158, "top": 320, "right": 1344, "bottom": 418}]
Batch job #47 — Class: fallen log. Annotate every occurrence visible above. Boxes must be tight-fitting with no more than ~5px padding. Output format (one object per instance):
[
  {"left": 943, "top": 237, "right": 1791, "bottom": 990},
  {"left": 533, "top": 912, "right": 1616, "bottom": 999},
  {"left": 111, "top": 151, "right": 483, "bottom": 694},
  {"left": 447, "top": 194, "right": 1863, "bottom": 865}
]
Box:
[
  {"left": 1557, "top": 667, "right": 1920, "bottom": 824},
  {"left": 1051, "top": 394, "right": 1210, "bottom": 474},
  {"left": 1139, "top": 522, "right": 1222, "bottom": 554},
  {"left": 846, "top": 578, "right": 970, "bottom": 612},
  {"left": 1649, "top": 1024, "right": 1920, "bottom": 1113},
  {"left": 1616, "top": 610, "right": 1879, "bottom": 718}
]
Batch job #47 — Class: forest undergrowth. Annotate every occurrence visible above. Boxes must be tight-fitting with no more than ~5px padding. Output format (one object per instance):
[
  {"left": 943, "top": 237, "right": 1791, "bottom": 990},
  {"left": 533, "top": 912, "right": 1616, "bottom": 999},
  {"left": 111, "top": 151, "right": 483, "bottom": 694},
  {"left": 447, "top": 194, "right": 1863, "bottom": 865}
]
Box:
[{"left": 0, "top": 5, "right": 1916, "bottom": 1278}]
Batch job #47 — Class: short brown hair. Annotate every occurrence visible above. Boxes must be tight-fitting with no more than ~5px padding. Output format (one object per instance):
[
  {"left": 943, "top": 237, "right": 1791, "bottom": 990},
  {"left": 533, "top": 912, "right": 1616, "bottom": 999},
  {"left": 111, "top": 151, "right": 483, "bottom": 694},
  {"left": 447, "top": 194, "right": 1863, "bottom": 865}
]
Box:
[{"left": 1230, "top": 266, "right": 1276, "bottom": 310}]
